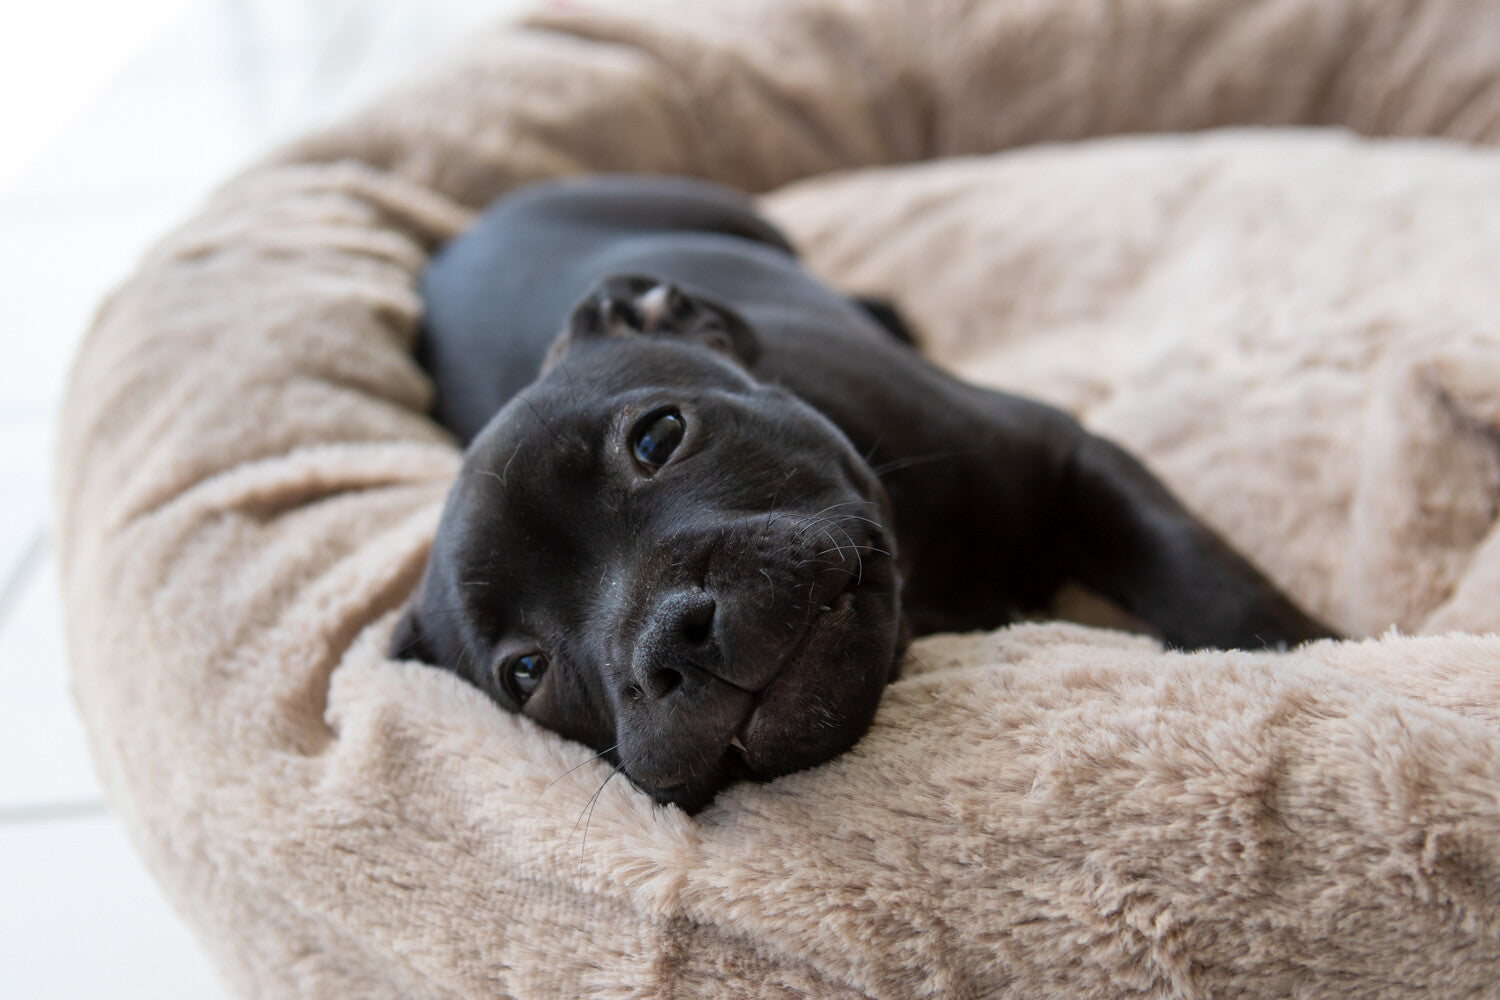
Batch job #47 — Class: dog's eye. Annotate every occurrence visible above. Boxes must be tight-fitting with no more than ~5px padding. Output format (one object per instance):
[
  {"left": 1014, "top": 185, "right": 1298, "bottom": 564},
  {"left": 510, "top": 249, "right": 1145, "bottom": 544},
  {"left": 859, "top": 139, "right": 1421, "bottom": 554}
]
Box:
[
  {"left": 502, "top": 652, "right": 548, "bottom": 703},
  {"left": 631, "top": 410, "right": 686, "bottom": 471}
]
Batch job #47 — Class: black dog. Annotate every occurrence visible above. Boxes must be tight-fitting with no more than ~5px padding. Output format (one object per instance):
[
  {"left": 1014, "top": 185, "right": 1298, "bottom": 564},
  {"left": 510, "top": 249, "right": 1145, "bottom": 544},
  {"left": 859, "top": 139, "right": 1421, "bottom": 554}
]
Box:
[{"left": 394, "top": 175, "right": 1333, "bottom": 812}]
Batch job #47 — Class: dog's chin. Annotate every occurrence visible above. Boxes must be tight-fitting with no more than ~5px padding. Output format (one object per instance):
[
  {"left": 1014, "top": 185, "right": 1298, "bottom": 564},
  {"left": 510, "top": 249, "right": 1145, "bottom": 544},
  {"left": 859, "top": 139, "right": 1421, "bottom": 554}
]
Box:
[{"left": 646, "top": 579, "right": 900, "bottom": 814}]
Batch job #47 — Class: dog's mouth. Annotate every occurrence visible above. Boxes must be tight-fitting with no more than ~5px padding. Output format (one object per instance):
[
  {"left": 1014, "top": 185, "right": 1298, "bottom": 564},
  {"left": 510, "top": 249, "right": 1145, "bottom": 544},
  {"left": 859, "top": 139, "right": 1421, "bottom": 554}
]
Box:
[
  {"left": 715, "top": 564, "right": 883, "bottom": 783},
  {"left": 728, "top": 589, "right": 855, "bottom": 727}
]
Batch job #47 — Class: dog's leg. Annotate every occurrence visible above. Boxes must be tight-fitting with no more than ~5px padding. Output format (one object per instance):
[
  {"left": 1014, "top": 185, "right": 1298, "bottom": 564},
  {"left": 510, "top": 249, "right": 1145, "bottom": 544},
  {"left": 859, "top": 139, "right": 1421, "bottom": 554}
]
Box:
[{"left": 1056, "top": 432, "right": 1336, "bottom": 650}]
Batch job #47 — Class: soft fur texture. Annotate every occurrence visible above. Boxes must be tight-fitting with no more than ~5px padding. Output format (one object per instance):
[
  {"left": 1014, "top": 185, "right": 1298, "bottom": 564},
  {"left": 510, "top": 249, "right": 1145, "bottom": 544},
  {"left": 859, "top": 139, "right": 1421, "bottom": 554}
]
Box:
[{"left": 56, "top": 0, "right": 1500, "bottom": 996}]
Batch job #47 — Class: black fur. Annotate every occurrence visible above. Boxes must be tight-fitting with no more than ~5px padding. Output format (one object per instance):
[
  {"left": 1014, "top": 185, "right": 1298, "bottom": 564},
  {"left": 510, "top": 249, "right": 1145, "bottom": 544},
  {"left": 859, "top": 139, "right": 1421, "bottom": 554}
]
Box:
[{"left": 398, "top": 175, "right": 1334, "bottom": 812}]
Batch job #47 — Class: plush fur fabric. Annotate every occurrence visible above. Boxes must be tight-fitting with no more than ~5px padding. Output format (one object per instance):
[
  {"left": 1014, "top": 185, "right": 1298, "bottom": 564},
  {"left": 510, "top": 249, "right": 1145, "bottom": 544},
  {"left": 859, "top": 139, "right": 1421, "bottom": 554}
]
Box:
[{"left": 56, "top": 0, "right": 1500, "bottom": 996}]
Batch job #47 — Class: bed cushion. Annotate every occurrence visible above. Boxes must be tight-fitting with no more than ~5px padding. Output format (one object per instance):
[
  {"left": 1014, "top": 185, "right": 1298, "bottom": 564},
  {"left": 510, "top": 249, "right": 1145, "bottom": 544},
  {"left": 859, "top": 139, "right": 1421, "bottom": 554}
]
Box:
[{"left": 57, "top": 0, "right": 1500, "bottom": 996}]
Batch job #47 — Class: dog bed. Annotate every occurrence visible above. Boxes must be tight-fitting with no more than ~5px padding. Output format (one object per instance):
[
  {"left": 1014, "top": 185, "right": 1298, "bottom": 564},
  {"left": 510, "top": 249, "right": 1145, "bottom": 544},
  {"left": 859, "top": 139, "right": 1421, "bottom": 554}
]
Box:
[{"left": 57, "top": 0, "right": 1500, "bottom": 996}]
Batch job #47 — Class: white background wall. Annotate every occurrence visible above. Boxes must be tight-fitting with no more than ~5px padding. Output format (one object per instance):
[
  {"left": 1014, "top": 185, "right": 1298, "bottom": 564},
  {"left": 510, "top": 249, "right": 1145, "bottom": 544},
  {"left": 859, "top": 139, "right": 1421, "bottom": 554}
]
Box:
[{"left": 0, "top": 2, "right": 538, "bottom": 995}]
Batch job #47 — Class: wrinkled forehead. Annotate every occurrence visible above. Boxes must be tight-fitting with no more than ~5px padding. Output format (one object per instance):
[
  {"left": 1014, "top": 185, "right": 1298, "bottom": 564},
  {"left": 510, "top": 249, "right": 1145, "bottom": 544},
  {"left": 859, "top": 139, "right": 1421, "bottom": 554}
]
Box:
[
  {"left": 469, "top": 337, "right": 745, "bottom": 453},
  {"left": 546, "top": 333, "right": 757, "bottom": 399},
  {"left": 454, "top": 336, "right": 755, "bottom": 510}
]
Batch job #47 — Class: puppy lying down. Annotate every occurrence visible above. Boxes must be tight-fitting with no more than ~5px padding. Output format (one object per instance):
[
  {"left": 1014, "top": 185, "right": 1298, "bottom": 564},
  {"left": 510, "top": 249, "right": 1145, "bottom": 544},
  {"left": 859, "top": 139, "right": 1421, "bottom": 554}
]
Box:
[{"left": 393, "top": 175, "right": 1333, "bottom": 812}]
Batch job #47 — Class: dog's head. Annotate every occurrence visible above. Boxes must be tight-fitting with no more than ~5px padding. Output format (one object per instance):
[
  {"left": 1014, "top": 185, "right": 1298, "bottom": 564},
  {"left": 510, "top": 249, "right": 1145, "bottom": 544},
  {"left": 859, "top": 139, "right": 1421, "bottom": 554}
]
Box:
[{"left": 396, "top": 276, "right": 905, "bottom": 812}]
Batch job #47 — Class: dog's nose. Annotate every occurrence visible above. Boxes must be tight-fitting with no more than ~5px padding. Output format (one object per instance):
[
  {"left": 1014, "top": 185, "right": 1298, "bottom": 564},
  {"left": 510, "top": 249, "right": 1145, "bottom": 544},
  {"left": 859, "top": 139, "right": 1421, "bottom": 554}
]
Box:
[{"left": 634, "top": 588, "right": 716, "bottom": 700}]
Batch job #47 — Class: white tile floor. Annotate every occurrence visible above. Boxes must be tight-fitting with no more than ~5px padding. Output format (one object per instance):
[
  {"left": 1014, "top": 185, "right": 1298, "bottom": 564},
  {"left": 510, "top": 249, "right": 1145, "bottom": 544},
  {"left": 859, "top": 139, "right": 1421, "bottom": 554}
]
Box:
[{"left": 0, "top": 2, "right": 535, "bottom": 995}]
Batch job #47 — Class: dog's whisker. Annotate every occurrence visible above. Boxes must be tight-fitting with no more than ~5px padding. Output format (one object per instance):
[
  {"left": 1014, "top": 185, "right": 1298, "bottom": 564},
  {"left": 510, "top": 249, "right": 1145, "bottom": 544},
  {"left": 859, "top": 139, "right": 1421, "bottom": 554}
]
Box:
[
  {"left": 814, "top": 525, "right": 846, "bottom": 562},
  {"left": 872, "top": 450, "right": 977, "bottom": 477},
  {"left": 538, "top": 744, "right": 619, "bottom": 800},
  {"left": 451, "top": 630, "right": 489, "bottom": 683},
  {"left": 831, "top": 521, "right": 865, "bottom": 585},
  {"left": 498, "top": 442, "right": 523, "bottom": 486},
  {"left": 795, "top": 557, "right": 847, "bottom": 571},
  {"left": 808, "top": 498, "right": 880, "bottom": 518},
  {"left": 905, "top": 649, "right": 931, "bottom": 669},
  {"left": 573, "top": 763, "right": 626, "bottom": 861},
  {"left": 757, "top": 502, "right": 786, "bottom": 546},
  {"left": 516, "top": 393, "right": 576, "bottom": 456}
]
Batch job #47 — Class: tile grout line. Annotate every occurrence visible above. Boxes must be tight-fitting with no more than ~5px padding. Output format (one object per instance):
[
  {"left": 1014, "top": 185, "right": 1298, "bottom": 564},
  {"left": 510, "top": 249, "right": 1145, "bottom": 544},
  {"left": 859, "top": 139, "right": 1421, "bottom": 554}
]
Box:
[
  {"left": 0, "top": 527, "right": 47, "bottom": 629},
  {"left": 0, "top": 527, "right": 106, "bottom": 826},
  {"left": 0, "top": 799, "right": 108, "bottom": 825}
]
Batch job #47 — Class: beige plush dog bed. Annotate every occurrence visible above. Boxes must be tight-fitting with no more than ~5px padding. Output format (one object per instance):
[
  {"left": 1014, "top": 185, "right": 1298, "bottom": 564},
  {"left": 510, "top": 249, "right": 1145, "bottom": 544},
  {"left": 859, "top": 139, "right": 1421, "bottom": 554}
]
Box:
[{"left": 58, "top": 0, "right": 1500, "bottom": 996}]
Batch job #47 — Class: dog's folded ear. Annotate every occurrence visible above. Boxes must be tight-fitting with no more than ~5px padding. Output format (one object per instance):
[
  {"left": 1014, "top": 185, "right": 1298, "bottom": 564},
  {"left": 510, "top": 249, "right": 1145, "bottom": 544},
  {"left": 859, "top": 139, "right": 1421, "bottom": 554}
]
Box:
[{"left": 543, "top": 274, "right": 760, "bottom": 373}]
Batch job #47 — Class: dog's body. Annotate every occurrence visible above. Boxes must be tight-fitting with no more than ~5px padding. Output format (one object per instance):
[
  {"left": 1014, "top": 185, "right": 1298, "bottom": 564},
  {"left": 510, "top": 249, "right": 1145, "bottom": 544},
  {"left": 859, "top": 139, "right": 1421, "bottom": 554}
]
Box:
[{"left": 397, "top": 175, "right": 1333, "bottom": 811}]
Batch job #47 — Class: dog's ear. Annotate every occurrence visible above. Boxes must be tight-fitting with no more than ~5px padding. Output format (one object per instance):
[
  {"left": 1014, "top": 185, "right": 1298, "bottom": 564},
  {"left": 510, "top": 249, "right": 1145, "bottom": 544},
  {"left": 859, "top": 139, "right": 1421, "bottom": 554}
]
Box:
[
  {"left": 389, "top": 604, "right": 435, "bottom": 664},
  {"left": 543, "top": 274, "right": 759, "bottom": 372}
]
